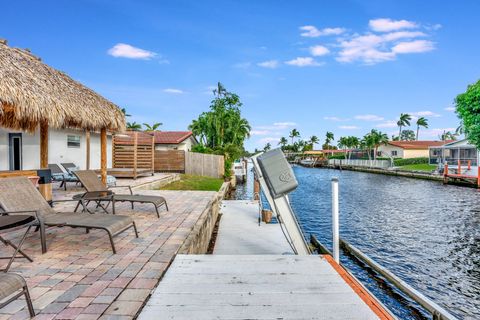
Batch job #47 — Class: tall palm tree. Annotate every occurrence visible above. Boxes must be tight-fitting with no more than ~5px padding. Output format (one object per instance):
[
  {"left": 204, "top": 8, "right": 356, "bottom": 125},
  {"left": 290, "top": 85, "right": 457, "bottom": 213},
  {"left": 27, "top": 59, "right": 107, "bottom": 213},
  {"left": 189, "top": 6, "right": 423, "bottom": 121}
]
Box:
[
  {"left": 263, "top": 142, "right": 272, "bottom": 152},
  {"left": 309, "top": 135, "right": 320, "bottom": 149},
  {"left": 278, "top": 137, "right": 288, "bottom": 148},
  {"left": 325, "top": 131, "right": 335, "bottom": 149},
  {"left": 369, "top": 129, "right": 389, "bottom": 160},
  {"left": 126, "top": 122, "right": 142, "bottom": 131},
  {"left": 289, "top": 129, "right": 300, "bottom": 144},
  {"left": 415, "top": 117, "right": 428, "bottom": 140},
  {"left": 439, "top": 130, "right": 457, "bottom": 141},
  {"left": 120, "top": 108, "right": 131, "bottom": 117},
  {"left": 338, "top": 137, "right": 348, "bottom": 159},
  {"left": 397, "top": 113, "right": 412, "bottom": 140},
  {"left": 143, "top": 122, "right": 163, "bottom": 131}
]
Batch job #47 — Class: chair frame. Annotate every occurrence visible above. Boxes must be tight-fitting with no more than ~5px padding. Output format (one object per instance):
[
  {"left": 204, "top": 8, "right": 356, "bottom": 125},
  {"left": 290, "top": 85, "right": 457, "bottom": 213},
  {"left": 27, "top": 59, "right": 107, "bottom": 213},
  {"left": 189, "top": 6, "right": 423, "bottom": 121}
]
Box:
[{"left": 0, "top": 275, "right": 35, "bottom": 317}]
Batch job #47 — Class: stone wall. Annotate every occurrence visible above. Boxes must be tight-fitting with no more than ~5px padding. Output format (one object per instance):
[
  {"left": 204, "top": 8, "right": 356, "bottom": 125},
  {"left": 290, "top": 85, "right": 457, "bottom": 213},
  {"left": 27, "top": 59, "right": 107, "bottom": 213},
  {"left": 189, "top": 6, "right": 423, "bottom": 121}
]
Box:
[{"left": 178, "top": 181, "right": 230, "bottom": 254}]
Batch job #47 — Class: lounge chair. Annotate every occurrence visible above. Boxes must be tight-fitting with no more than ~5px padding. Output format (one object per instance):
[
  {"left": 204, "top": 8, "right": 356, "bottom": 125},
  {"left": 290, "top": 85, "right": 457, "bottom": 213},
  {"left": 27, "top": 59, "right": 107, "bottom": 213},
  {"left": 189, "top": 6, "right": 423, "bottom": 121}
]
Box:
[
  {"left": 61, "top": 163, "right": 117, "bottom": 186},
  {"left": 48, "top": 164, "right": 79, "bottom": 190},
  {"left": 72, "top": 170, "right": 168, "bottom": 218},
  {"left": 0, "top": 273, "right": 35, "bottom": 317},
  {"left": 0, "top": 177, "right": 138, "bottom": 254}
]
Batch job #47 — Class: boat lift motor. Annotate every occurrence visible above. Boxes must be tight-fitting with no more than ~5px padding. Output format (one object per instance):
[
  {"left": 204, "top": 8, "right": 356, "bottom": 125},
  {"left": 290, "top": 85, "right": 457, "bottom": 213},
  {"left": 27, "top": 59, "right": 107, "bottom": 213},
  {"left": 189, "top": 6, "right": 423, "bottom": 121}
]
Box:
[{"left": 252, "top": 148, "right": 311, "bottom": 255}]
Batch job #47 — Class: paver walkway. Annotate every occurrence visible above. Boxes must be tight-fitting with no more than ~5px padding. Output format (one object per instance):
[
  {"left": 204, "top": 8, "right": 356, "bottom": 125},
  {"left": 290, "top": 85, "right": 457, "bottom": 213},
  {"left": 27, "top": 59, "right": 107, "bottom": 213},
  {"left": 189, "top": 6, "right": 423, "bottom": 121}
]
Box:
[{"left": 0, "top": 182, "right": 217, "bottom": 320}]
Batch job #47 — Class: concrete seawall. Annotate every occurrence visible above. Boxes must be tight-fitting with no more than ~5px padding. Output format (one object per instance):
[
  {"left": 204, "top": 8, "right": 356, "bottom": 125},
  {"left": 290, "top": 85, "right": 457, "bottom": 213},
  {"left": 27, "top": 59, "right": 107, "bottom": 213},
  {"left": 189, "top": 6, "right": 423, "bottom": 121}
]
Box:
[{"left": 178, "top": 181, "right": 230, "bottom": 254}]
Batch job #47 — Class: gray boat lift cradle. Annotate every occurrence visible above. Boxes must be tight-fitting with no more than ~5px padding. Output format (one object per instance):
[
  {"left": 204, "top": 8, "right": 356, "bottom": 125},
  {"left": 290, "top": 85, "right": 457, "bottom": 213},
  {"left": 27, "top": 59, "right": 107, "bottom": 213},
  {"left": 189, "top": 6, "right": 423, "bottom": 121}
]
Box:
[{"left": 252, "top": 148, "right": 310, "bottom": 255}]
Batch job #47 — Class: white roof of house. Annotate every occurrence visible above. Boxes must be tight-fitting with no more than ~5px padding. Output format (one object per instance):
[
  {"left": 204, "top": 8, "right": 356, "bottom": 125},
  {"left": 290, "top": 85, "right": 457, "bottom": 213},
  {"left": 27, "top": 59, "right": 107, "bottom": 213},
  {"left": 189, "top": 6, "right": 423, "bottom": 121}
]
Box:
[{"left": 441, "top": 139, "right": 476, "bottom": 148}]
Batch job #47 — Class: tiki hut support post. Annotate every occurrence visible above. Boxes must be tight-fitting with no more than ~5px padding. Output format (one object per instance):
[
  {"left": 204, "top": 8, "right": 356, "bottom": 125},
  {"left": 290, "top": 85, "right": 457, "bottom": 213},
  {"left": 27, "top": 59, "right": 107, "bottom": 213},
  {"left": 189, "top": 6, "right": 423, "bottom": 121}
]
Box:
[
  {"left": 100, "top": 128, "right": 107, "bottom": 185},
  {"left": 85, "top": 130, "right": 91, "bottom": 170},
  {"left": 39, "top": 120, "right": 52, "bottom": 202}
]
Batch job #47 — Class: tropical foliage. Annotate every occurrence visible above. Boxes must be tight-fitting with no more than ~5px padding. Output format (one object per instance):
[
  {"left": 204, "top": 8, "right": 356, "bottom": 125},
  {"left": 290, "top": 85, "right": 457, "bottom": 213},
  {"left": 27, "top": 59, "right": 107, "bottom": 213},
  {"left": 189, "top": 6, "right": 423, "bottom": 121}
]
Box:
[
  {"left": 143, "top": 122, "right": 163, "bottom": 131},
  {"left": 400, "top": 129, "right": 416, "bottom": 141},
  {"left": 126, "top": 121, "right": 142, "bottom": 130},
  {"left": 397, "top": 113, "right": 412, "bottom": 139},
  {"left": 415, "top": 117, "right": 428, "bottom": 140},
  {"left": 189, "top": 82, "right": 251, "bottom": 177},
  {"left": 455, "top": 79, "right": 480, "bottom": 148}
]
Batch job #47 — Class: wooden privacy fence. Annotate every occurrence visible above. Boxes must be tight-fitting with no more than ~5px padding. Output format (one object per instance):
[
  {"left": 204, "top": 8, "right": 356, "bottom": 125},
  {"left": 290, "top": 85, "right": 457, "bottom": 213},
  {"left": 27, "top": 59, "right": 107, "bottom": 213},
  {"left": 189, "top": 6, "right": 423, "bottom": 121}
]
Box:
[
  {"left": 154, "top": 150, "right": 224, "bottom": 178},
  {"left": 154, "top": 150, "right": 185, "bottom": 172},
  {"left": 185, "top": 152, "right": 224, "bottom": 178},
  {"left": 112, "top": 131, "right": 155, "bottom": 178}
]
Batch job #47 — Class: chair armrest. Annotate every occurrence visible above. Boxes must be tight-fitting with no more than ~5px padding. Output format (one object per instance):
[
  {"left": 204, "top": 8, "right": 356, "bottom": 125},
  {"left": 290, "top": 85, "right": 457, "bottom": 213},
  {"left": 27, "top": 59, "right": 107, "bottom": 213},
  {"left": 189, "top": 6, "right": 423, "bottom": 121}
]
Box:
[
  {"left": 108, "top": 185, "right": 133, "bottom": 195},
  {"left": 1, "top": 210, "right": 39, "bottom": 216}
]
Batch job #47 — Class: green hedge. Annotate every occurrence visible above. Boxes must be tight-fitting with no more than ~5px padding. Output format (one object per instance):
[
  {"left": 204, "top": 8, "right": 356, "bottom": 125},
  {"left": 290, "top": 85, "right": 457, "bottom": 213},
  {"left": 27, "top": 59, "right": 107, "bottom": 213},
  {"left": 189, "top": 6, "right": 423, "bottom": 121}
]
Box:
[{"left": 394, "top": 157, "right": 429, "bottom": 166}]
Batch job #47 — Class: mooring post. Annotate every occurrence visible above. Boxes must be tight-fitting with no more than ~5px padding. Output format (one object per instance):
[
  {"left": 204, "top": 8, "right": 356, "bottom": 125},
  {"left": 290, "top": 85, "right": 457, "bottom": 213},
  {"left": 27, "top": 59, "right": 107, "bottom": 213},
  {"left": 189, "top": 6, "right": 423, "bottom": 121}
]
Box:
[{"left": 331, "top": 178, "right": 340, "bottom": 263}]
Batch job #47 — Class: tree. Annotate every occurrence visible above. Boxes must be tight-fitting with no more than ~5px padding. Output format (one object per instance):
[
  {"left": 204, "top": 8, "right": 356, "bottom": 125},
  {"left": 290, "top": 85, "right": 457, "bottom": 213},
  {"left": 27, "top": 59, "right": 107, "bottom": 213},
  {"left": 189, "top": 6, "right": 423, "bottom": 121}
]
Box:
[
  {"left": 126, "top": 122, "right": 142, "bottom": 131},
  {"left": 439, "top": 130, "right": 457, "bottom": 141},
  {"left": 415, "top": 117, "right": 428, "bottom": 140},
  {"left": 263, "top": 143, "right": 271, "bottom": 152},
  {"left": 400, "top": 129, "right": 416, "bottom": 141},
  {"left": 143, "top": 122, "right": 163, "bottom": 131},
  {"left": 455, "top": 80, "right": 480, "bottom": 148},
  {"left": 278, "top": 137, "right": 288, "bottom": 149},
  {"left": 397, "top": 113, "right": 412, "bottom": 140},
  {"left": 289, "top": 129, "right": 300, "bottom": 144},
  {"left": 120, "top": 108, "right": 131, "bottom": 117},
  {"left": 368, "top": 129, "right": 389, "bottom": 160},
  {"left": 338, "top": 137, "right": 349, "bottom": 159},
  {"left": 309, "top": 135, "right": 319, "bottom": 149},
  {"left": 323, "top": 131, "right": 334, "bottom": 150}
]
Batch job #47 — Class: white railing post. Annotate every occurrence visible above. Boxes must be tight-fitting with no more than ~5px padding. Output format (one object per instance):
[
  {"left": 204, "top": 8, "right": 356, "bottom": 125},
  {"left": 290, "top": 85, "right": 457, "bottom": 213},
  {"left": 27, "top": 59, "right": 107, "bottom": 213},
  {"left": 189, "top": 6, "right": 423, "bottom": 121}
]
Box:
[{"left": 331, "top": 178, "right": 340, "bottom": 263}]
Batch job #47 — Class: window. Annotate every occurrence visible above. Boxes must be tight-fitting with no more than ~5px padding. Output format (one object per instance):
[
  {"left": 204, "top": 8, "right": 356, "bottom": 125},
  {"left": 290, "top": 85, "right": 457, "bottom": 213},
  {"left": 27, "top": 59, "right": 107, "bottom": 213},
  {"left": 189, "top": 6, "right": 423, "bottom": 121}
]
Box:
[
  {"left": 67, "top": 135, "right": 81, "bottom": 148},
  {"left": 391, "top": 150, "right": 398, "bottom": 157}
]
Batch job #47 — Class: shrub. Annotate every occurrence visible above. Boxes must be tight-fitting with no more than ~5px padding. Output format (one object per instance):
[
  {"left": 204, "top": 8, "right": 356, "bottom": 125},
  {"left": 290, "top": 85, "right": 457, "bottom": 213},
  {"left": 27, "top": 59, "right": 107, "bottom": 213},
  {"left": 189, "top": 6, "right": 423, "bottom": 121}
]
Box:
[{"left": 394, "top": 157, "right": 429, "bottom": 166}]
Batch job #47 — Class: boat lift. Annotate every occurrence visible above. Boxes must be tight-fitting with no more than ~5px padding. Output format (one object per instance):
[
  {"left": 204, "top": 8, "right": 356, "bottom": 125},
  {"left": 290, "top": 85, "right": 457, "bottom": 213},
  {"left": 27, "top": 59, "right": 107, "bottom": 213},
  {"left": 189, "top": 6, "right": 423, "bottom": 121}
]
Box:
[{"left": 251, "top": 149, "right": 310, "bottom": 255}]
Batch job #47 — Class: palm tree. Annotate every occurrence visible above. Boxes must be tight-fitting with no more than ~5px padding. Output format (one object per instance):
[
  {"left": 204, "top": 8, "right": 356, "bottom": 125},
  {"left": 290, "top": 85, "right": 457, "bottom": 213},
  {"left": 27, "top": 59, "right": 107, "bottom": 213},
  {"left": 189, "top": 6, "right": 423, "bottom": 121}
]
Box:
[
  {"left": 397, "top": 113, "right": 412, "bottom": 140},
  {"left": 309, "top": 135, "right": 319, "bottom": 149},
  {"left": 439, "top": 130, "right": 457, "bottom": 141},
  {"left": 126, "top": 122, "right": 142, "bottom": 131},
  {"left": 278, "top": 137, "right": 288, "bottom": 149},
  {"left": 263, "top": 142, "right": 272, "bottom": 152},
  {"left": 368, "top": 129, "right": 389, "bottom": 160},
  {"left": 324, "top": 131, "right": 334, "bottom": 149},
  {"left": 143, "top": 122, "right": 163, "bottom": 131},
  {"left": 338, "top": 137, "right": 349, "bottom": 159},
  {"left": 415, "top": 117, "right": 428, "bottom": 140},
  {"left": 289, "top": 129, "right": 300, "bottom": 144},
  {"left": 120, "top": 108, "right": 131, "bottom": 117}
]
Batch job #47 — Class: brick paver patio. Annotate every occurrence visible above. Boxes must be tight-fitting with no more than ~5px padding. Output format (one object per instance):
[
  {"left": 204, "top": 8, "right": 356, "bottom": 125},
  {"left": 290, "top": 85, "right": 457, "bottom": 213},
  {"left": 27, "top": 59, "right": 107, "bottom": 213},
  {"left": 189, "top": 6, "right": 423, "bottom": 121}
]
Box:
[{"left": 0, "top": 180, "right": 217, "bottom": 320}]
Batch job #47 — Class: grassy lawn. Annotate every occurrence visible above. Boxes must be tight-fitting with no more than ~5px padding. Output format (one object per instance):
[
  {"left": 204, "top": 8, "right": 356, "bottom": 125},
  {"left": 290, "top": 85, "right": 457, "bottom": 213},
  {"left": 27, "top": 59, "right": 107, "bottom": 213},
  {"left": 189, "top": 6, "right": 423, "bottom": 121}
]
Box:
[
  {"left": 159, "top": 174, "right": 224, "bottom": 191},
  {"left": 398, "top": 164, "right": 437, "bottom": 172}
]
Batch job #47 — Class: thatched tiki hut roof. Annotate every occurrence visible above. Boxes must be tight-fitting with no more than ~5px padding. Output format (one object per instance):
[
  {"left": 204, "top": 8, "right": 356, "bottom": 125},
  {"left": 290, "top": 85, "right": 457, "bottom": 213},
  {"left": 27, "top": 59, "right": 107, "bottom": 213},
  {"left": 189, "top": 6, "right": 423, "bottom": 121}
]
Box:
[
  {"left": 0, "top": 40, "right": 125, "bottom": 132},
  {"left": 0, "top": 40, "right": 124, "bottom": 187}
]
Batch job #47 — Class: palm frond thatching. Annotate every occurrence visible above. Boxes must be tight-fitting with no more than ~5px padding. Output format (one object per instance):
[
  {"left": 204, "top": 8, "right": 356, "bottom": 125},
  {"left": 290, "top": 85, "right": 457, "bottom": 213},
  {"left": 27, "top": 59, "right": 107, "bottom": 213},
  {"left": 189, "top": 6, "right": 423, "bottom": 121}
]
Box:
[{"left": 0, "top": 41, "right": 125, "bottom": 132}]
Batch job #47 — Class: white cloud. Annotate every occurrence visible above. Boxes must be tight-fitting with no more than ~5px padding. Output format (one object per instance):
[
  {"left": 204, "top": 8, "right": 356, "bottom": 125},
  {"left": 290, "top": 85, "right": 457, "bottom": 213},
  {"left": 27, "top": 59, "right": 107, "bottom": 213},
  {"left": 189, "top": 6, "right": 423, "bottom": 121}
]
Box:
[
  {"left": 392, "top": 40, "right": 435, "bottom": 54},
  {"left": 324, "top": 116, "right": 349, "bottom": 121},
  {"left": 163, "top": 88, "right": 184, "bottom": 94},
  {"left": 410, "top": 111, "right": 441, "bottom": 118},
  {"left": 300, "top": 26, "right": 345, "bottom": 37},
  {"left": 369, "top": 18, "right": 418, "bottom": 32},
  {"left": 339, "top": 125, "right": 360, "bottom": 130},
  {"left": 108, "top": 43, "right": 156, "bottom": 59},
  {"left": 273, "top": 122, "right": 296, "bottom": 127},
  {"left": 285, "top": 57, "right": 323, "bottom": 67},
  {"left": 257, "top": 60, "right": 279, "bottom": 69},
  {"left": 382, "top": 31, "right": 426, "bottom": 41},
  {"left": 251, "top": 130, "right": 270, "bottom": 136},
  {"left": 444, "top": 106, "right": 455, "bottom": 112},
  {"left": 354, "top": 114, "right": 384, "bottom": 121},
  {"left": 309, "top": 45, "right": 330, "bottom": 56},
  {"left": 422, "top": 128, "right": 456, "bottom": 137},
  {"left": 259, "top": 137, "right": 281, "bottom": 144},
  {"left": 376, "top": 120, "right": 398, "bottom": 128}
]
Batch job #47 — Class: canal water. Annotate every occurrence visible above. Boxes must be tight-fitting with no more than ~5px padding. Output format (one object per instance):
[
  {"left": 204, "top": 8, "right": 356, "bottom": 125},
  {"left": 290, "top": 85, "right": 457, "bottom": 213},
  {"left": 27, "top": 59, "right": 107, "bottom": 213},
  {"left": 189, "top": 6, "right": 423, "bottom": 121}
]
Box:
[{"left": 235, "top": 163, "right": 480, "bottom": 320}]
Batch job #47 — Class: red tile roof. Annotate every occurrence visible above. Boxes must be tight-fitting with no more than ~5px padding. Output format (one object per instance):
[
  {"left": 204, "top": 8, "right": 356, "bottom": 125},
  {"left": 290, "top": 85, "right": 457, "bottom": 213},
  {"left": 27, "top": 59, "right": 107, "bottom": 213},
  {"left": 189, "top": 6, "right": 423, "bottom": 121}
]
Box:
[
  {"left": 387, "top": 140, "right": 451, "bottom": 149},
  {"left": 149, "top": 131, "right": 193, "bottom": 144}
]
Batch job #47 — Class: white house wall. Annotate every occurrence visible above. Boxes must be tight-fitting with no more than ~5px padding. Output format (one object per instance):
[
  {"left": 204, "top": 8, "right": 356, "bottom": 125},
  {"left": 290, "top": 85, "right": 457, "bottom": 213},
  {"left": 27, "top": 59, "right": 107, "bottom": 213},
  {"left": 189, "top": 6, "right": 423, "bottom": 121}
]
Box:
[{"left": 0, "top": 128, "right": 112, "bottom": 170}]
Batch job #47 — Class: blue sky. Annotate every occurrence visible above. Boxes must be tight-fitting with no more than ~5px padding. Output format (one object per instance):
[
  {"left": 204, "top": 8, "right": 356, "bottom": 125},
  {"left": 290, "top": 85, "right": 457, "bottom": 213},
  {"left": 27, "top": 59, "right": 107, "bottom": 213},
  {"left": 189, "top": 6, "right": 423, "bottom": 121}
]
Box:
[{"left": 2, "top": 0, "right": 480, "bottom": 150}]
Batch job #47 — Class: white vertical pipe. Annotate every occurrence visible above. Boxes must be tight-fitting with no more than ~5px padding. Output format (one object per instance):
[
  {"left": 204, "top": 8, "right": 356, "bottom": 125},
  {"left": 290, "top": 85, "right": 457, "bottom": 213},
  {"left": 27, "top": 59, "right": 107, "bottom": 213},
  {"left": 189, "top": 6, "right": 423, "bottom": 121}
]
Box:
[{"left": 331, "top": 178, "right": 340, "bottom": 263}]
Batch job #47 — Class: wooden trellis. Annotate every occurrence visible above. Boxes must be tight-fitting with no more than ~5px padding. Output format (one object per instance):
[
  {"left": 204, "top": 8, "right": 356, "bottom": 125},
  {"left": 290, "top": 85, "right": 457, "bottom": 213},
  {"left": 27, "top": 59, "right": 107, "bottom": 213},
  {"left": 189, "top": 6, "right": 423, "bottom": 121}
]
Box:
[{"left": 112, "top": 131, "right": 154, "bottom": 179}]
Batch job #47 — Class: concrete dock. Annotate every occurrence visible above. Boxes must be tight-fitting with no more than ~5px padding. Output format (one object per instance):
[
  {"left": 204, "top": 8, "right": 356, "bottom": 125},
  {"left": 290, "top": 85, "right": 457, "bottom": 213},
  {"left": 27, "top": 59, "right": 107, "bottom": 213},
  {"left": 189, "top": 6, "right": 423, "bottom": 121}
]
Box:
[{"left": 140, "top": 200, "right": 391, "bottom": 319}]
